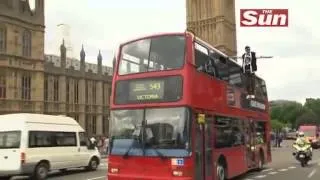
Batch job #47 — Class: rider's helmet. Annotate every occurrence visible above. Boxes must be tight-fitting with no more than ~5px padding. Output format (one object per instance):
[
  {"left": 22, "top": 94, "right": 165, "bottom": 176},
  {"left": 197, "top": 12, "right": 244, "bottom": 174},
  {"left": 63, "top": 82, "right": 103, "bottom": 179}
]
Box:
[{"left": 298, "top": 131, "right": 305, "bottom": 138}]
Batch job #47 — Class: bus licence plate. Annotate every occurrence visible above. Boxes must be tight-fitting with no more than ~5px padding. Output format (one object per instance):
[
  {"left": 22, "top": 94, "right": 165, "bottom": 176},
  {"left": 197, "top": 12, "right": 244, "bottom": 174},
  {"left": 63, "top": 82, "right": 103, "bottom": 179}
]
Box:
[{"left": 299, "top": 154, "right": 305, "bottom": 158}]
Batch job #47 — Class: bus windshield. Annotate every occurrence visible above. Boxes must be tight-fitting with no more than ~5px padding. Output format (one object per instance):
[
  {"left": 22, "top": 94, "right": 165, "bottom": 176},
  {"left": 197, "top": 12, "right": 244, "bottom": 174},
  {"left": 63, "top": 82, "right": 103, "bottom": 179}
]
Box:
[
  {"left": 118, "top": 35, "right": 185, "bottom": 75},
  {"left": 0, "top": 131, "right": 21, "bottom": 149},
  {"left": 109, "top": 107, "right": 191, "bottom": 157}
]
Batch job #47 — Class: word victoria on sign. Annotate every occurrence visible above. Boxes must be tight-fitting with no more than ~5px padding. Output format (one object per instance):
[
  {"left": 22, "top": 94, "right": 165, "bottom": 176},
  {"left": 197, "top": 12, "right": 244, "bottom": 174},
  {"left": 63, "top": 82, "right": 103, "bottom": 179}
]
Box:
[{"left": 240, "top": 9, "right": 289, "bottom": 27}]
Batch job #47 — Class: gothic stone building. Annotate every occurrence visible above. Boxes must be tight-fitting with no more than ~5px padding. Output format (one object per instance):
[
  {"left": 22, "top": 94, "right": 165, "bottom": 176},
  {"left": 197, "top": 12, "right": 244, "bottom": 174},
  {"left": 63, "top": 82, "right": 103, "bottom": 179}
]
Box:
[
  {"left": 45, "top": 44, "right": 113, "bottom": 136},
  {"left": 0, "top": 0, "right": 112, "bottom": 136}
]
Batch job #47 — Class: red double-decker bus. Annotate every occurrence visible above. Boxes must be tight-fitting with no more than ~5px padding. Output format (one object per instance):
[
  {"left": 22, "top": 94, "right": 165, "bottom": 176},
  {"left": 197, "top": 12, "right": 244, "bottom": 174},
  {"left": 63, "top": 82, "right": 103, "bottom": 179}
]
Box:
[{"left": 108, "top": 32, "right": 271, "bottom": 180}]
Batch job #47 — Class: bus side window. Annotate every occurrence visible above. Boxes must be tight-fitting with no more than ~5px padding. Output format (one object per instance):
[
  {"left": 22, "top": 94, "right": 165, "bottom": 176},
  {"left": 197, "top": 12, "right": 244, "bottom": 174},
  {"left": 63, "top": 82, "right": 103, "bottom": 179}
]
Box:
[
  {"left": 255, "top": 122, "right": 266, "bottom": 144},
  {"left": 231, "top": 118, "right": 245, "bottom": 146},
  {"left": 228, "top": 61, "right": 243, "bottom": 87},
  {"left": 194, "top": 43, "right": 216, "bottom": 77},
  {"left": 212, "top": 53, "right": 229, "bottom": 81},
  {"left": 214, "top": 116, "right": 234, "bottom": 148}
]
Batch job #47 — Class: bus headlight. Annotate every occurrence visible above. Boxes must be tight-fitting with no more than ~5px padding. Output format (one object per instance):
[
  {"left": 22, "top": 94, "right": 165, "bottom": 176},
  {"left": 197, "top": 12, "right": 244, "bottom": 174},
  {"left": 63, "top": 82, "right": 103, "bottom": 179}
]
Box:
[
  {"left": 110, "top": 167, "right": 119, "bottom": 173},
  {"left": 172, "top": 170, "right": 183, "bottom": 176}
]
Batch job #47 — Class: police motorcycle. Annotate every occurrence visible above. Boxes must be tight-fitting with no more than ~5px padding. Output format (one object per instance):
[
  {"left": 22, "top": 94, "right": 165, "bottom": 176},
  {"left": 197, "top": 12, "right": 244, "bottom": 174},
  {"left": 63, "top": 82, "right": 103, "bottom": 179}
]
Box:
[{"left": 292, "top": 140, "right": 312, "bottom": 167}]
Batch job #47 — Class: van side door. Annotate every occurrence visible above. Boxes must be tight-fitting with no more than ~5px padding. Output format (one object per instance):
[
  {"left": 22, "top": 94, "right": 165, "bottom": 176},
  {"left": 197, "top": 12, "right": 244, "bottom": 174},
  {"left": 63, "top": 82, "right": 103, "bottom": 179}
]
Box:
[{"left": 78, "top": 132, "right": 92, "bottom": 166}]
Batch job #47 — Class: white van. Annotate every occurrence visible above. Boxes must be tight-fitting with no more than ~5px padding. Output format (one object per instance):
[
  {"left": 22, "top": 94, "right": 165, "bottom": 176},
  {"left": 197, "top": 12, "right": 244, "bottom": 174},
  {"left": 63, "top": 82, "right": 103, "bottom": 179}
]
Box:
[{"left": 0, "top": 113, "right": 101, "bottom": 180}]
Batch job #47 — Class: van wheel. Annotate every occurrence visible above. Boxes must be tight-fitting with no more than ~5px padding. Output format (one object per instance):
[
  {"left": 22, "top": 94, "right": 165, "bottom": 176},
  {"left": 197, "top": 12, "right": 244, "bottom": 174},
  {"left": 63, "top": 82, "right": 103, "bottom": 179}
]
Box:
[
  {"left": 86, "top": 157, "right": 99, "bottom": 171},
  {"left": 32, "top": 162, "right": 49, "bottom": 180}
]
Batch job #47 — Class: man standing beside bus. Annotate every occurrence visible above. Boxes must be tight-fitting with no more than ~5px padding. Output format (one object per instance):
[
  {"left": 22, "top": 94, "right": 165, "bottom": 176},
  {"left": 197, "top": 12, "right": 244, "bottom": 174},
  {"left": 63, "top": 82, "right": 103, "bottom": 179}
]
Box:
[{"left": 242, "top": 46, "right": 257, "bottom": 99}]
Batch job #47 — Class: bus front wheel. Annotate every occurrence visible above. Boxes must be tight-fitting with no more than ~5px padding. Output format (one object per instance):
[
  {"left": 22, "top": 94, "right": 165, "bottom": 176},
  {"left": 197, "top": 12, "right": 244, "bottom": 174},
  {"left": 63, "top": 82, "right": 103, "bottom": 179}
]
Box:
[{"left": 216, "top": 163, "right": 226, "bottom": 180}]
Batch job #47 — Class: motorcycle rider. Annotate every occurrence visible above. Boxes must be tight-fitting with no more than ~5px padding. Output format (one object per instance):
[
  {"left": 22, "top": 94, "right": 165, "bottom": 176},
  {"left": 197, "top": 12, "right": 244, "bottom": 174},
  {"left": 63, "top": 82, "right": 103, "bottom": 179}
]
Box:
[{"left": 295, "top": 131, "right": 312, "bottom": 158}]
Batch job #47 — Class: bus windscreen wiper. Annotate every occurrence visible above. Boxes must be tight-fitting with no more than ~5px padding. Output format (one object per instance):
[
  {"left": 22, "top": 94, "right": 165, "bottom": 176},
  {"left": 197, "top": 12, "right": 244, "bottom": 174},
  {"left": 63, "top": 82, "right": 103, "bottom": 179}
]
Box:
[
  {"left": 122, "top": 141, "right": 135, "bottom": 159},
  {"left": 148, "top": 145, "right": 167, "bottom": 160},
  {"left": 123, "top": 129, "right": 142, "bottom": 159}
]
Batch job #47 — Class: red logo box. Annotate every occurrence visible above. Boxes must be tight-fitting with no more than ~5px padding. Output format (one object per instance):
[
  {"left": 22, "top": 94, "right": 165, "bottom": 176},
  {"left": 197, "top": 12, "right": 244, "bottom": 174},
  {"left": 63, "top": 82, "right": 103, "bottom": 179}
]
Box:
[{"left": 240, "top": 9, "right": 288, "bottom": 27}]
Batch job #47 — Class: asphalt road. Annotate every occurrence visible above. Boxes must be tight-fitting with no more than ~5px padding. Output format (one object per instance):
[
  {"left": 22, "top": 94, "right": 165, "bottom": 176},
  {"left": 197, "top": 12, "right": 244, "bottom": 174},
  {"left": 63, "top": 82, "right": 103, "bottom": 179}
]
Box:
[
  {"left": 6, "top": 159, "right": 108, "bottom": 180},
  {"left": 236, "top": 140, "right": 320, "bottom": 180},
  {"left": 6, "top": 140, "right": 320, "bottom": 180}
]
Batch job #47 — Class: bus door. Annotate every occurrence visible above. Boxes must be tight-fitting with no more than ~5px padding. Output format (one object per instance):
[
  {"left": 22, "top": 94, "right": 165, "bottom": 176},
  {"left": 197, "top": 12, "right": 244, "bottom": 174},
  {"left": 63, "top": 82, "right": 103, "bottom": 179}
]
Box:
[
  {"left": 244, "top": 119, "right": 256, "bottom": 168},
  {"left": 194, "top": 113, "right": 214, "bottom": 180}
]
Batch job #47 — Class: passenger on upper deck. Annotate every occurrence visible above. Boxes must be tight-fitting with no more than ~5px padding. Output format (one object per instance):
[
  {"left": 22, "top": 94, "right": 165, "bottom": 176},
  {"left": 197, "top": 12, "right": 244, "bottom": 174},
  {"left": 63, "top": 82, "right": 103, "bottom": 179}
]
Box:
[
  {"left": 242, "top": 46, "right": 257, "bottom": 99},
  {"left": 197, "top": 58, "right": 216, "bottom": 77}
]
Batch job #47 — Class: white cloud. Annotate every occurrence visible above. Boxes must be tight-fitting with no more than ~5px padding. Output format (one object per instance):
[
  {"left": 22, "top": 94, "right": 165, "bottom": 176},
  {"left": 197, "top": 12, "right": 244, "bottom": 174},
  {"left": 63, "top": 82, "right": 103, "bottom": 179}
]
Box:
[{"left": 45, "top": 0, "right": 320, "bottom": 103}]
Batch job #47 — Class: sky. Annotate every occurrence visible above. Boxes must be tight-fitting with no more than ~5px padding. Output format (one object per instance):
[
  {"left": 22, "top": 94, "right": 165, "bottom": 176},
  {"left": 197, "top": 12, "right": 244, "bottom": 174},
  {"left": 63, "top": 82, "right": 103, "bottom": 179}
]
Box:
[{"left": 44, "top": 0, "right": 320, "bottom": 103}]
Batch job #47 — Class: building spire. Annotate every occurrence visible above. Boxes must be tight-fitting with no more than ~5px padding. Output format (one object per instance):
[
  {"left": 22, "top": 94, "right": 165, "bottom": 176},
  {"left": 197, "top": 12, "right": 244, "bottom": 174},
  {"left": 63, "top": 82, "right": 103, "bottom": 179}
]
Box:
[
  {"left": 97, "top": 50, "right": 102, "bottom": 61},
  {"left": 80, "top": 44, "right": 85, "bottom": 60}
]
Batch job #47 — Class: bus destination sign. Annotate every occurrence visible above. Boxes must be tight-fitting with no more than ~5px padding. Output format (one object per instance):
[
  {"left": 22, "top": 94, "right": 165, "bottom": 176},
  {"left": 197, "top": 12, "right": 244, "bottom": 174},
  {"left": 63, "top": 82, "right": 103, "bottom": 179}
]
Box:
[{"left": 129, "top": 80, "right": 165, "bottom": 101}]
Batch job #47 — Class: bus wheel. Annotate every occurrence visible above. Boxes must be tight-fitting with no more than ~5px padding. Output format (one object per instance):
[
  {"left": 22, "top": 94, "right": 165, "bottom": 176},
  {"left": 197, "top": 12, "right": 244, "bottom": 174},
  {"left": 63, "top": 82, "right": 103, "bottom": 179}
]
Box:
[
  {"left": 257, "top": 152, "right": 264, "bottom": 171},
  {"left": 217, "top": 163, "right": 226, "bottom": 180}
]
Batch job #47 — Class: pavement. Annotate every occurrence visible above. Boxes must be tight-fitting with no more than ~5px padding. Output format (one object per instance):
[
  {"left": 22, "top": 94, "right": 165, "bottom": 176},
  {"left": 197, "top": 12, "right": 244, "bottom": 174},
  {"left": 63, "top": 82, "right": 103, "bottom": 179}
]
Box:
[{"left": 4, "top": 141, "right": 320, "bottom": 180}]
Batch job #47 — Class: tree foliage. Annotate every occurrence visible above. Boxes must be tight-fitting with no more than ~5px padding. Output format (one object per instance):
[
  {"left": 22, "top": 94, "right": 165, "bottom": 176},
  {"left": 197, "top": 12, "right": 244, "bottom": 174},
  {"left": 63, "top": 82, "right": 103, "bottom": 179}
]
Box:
[
  {"left": 270, "top": 98, "right": 320, "bottom": 129},
  {"left": 271, "top": 119, "right": 285, "bottom": 130}
]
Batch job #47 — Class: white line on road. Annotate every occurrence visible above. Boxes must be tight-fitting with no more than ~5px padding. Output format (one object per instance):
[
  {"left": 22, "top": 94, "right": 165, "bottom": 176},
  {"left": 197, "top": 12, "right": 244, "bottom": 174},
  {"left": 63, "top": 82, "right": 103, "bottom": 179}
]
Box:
[
  {"left": 262, "top": 168, "right": 273, "bottom": 172},
  {"left": 87, "top": 176, "right": 106, "bottom": 180},
  {"left": 254, "top": 175, "right": 267, "bottom": 178},
  {"left": 268, "top": 171, "right": 278, "bottom": 175},
  {"left": 279, "top": 168, "right": 288, "bottom": 172},
  {"left": 308, "top": 169, "right": 316, "bottom": 178},
  {"left": 288, "top": 166, "right": 296, "bottom": 169}
]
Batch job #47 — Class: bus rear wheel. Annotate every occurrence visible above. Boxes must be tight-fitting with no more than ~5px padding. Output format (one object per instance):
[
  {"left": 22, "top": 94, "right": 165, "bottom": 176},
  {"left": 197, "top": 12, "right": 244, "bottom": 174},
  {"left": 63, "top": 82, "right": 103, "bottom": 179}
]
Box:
[{"left": 217, "top": 163, "right": 226, "bottom": 180}]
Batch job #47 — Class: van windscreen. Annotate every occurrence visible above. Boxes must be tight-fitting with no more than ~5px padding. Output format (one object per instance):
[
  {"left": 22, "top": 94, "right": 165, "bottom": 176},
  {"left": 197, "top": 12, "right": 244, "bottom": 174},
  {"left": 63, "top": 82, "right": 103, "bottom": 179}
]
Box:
[{"left": 0, "top": 131, "right": 21, "bottom": 149}]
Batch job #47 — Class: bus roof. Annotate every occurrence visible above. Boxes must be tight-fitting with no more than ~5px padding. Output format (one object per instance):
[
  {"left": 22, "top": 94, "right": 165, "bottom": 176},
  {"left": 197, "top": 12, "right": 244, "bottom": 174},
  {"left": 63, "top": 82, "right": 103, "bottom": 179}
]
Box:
[
  {"left": 0, "top": 113, "right": 80, "bottom": 126},
  {"left": 117, "top": 31, "right": 265, "bottom": 82}
]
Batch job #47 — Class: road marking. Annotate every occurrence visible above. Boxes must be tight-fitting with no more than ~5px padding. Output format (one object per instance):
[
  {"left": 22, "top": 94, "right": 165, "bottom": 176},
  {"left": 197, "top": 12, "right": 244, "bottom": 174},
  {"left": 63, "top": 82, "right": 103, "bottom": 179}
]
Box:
[
  {"left": 288, "top": 166, "right": 296, "bottom": 169},
  {"left": 262, "top": 168, "right": 273, "bottom": 172},
  {"left": 279, "top": 168, "right": 288, "bottom": 172},
  {"left": 254, "top": 175, "right": 267, "bottom": 178},
  {"left": 268, "top": 171, "right": 278, "bottom": 175},
  {"left": 87, "top": 176, "right": 106, "bottom": 180},
  {"left": 308, "top": 169, "right": 316, "bottom": 178}
]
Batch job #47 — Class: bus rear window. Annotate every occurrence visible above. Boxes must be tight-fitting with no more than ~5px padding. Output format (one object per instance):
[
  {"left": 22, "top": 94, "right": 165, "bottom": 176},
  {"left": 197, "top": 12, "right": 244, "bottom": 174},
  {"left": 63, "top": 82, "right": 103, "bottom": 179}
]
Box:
[
  {"left": 118, "top": 35, "right": 185, "bottom": 75},
  {"left": 0, "top": 131, "right": 21, "bottom": 149}
]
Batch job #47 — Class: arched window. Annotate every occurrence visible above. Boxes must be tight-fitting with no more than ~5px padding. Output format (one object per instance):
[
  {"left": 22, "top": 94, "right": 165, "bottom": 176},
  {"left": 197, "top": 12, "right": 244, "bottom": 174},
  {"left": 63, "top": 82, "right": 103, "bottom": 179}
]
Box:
[
  {"left": 0, "top": 24, "right": 6, "bottom": 53},
  {"left": 22, "top": 30, "right": 32, "bottom": 57}
]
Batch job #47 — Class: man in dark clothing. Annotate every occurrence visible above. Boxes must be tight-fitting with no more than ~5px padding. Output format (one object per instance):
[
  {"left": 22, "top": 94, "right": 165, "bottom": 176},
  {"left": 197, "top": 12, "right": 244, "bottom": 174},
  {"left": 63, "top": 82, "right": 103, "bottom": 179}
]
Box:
[{"left": 242, "top": 46, "right": 257, "bottom": 99}]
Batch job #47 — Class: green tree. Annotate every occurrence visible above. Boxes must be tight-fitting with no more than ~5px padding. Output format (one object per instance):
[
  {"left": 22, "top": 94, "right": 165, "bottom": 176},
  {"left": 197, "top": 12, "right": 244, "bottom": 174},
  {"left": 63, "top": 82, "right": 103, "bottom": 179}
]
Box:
[
  {"left": 270, "top": 101, "right": 303, "bottom": 127},
  {"left": 304, "top": 98, "right": 320, "bottom": 118},
  {"left": 282, "top": 102, "right": 304, "bottom": 127},
  {"left": 295, "top": 109, "right": 319, "bottom": 127},
  {"left": 271, "top": 119, "right": 285, "bottom": 131}
]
